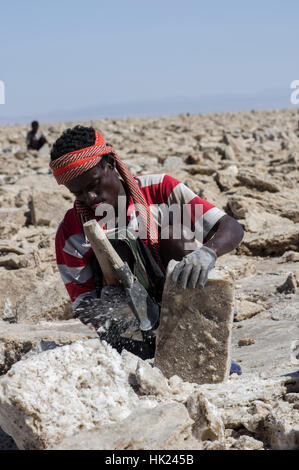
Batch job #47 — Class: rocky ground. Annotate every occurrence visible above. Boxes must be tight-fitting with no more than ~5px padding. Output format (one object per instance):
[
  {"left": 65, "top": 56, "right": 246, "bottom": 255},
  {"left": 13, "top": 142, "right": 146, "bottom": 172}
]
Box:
[{"left": 0, "top": 108, "right": 298, "bottom": 450}]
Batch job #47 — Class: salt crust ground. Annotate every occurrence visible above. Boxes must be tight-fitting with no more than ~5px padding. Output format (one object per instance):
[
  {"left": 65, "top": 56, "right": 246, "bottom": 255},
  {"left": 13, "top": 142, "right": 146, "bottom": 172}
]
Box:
[{"left": 0, "top": 109, "right": 298, "bottom": 449}]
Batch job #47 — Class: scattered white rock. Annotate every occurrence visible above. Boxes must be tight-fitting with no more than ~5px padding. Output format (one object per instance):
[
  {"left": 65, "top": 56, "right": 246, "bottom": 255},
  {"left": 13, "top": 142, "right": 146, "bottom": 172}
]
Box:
[
  {"left": 234, "top": 299, "right": 264, "bottom": 322},
  {"left": 0, "top": 339, "right": 157, "bottom": 449},
  {"left": 52, "top": 403, "right": 200, "bottom": 450}
]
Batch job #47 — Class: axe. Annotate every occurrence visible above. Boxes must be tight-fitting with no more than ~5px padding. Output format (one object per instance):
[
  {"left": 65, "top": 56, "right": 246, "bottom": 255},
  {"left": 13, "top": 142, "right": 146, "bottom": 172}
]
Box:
[{"left": 83, "top": 219, "right": 160, "bottom": 331}]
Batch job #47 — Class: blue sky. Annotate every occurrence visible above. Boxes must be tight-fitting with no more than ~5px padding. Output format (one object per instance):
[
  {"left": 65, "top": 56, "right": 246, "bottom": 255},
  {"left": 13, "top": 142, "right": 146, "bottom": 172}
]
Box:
[{"left": 0, "top": 0, "right": 298, "bottom": 123}]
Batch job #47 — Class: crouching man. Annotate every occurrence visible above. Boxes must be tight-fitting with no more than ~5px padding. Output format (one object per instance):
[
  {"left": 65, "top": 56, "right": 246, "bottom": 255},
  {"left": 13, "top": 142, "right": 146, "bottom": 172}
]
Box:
[{"left": 49, "top": 125, "right": 243, "bottom": 364}]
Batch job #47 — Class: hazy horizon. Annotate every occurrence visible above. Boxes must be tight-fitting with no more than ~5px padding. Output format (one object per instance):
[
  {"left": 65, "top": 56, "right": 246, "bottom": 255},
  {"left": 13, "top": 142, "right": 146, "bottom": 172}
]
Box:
[{"left": 0, "top": 87, "right": 297, "bottom": 126}]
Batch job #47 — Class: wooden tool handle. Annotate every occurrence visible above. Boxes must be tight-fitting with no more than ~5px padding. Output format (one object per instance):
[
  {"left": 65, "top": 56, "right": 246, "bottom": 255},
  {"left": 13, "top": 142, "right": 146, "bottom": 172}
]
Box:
[{"left": 83, "top": 219, "right": 124, "bottom": 286}]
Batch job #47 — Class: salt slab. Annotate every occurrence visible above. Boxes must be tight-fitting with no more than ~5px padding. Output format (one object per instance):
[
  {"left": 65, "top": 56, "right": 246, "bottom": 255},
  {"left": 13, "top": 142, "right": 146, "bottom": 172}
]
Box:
[{"left": 155, "top": 261, "right": 234, "bottom": 384}]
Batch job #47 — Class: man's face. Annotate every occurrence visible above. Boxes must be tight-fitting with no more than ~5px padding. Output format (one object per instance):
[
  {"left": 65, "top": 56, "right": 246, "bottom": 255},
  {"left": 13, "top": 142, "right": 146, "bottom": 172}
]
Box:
[{"left": 65, "top": 160, "right": 125, "bottom": 216}]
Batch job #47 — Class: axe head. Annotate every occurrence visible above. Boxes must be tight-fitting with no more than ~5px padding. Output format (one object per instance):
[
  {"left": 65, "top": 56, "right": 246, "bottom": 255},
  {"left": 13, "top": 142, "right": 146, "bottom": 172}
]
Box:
[{"left": 116, "top": 263, "right": 160, "bottom": 331}]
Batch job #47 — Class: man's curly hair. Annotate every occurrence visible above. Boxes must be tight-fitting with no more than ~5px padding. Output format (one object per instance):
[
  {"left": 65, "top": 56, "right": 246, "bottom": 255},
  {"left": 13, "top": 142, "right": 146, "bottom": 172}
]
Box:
[{"left": 50, "top": 125, "right": 96, "bottom": 161}]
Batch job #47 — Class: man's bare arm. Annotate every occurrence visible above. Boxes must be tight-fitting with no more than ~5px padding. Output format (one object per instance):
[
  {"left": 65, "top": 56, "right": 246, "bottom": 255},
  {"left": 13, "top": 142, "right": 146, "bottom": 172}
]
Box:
[{"left": 203, "top": 214, "right": 244, "bottom": 257}]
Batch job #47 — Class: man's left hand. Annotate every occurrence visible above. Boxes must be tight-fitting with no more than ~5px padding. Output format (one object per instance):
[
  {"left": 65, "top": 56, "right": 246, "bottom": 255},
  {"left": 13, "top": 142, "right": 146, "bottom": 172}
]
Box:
[{"left": 171, "top": 245, "right": 217, "bottom": 289}]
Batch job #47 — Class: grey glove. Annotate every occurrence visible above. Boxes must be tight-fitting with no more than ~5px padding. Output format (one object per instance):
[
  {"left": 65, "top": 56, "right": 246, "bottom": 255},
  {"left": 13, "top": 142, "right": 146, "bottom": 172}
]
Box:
[{"left": 171, "top": 245, "right": 217, "bottom": 289}]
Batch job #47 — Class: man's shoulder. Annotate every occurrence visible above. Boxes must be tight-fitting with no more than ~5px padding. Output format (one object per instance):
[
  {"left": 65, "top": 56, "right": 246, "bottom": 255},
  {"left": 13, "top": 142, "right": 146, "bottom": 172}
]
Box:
[
  {"left": 135, "top": 173, "right": 183, "bottom": 190},
  {"left": 56, "top": 206, "right": 81, "bottom": 241},
  {"left": 135, "top": 173, "right": 165, "bottom": 188},
  {"left": 135, "top": 173, "right": 183, "bottom": 204}
]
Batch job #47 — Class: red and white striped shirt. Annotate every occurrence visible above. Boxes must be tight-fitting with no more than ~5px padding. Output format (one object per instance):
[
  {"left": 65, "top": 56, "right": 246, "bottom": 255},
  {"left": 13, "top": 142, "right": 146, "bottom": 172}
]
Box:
[{"left": 55, "top": 174, "right": 226, "bottom": 309}]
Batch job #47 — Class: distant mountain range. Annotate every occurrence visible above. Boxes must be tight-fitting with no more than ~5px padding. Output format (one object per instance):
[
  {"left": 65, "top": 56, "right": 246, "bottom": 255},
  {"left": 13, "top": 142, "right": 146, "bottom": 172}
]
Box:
[{"left": 0, "top": 88, "right": 297, "bottom": 126}]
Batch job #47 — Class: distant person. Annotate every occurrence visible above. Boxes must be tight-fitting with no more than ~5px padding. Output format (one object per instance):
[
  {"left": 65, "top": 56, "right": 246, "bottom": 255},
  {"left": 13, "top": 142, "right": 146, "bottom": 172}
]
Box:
[{"left": 26, "top": 121, "right": 47, "bottom": 150}]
